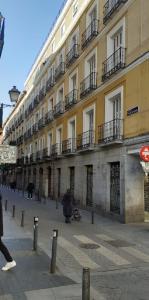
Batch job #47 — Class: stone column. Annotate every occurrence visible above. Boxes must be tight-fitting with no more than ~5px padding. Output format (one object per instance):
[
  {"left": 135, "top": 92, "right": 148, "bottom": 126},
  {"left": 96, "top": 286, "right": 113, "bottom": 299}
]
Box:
[{"left": 123, "top": 154, "right": 144, "bottom": 223}]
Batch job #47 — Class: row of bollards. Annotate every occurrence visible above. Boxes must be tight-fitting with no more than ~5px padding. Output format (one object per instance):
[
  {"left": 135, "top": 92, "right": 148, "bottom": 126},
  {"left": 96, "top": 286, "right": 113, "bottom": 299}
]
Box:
[{"left": 4, "top": 199, "right": 91, "bottom": 299}]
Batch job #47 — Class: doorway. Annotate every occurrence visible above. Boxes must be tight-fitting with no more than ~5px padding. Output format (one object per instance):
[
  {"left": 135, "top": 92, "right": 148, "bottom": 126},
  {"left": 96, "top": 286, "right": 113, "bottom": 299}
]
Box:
[{"left": 110, "top": 162, "right": 120, "bottom": 214}]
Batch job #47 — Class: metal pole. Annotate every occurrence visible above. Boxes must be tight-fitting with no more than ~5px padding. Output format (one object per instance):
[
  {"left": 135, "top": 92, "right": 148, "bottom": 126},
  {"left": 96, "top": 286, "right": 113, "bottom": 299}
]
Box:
[
  {"left": 5, "top": 199, "right": 8, "bottom": 211},
  {"left": 12, "top": 205, "right": 15, "bottom": 218},
  {"left": 21, "top": 210, "right": 25, "bottom": 227},
  {"left": 91, "top": 209, "right": 94, "bottom": 224},
  {"left": 50, "top": 229, "right": 58, "bottom": 273},
  {"left": 33, "top": 216, "right": 39, "bottom": 251},
  {"left": 82, "top": 268, "right": 90, "bottom": 300}
]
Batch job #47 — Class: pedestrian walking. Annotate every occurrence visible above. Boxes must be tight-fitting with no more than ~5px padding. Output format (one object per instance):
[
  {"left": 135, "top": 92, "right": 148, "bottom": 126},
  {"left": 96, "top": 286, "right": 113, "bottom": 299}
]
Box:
[
  {"left": 62, "top": 189, "right": 74, "bottom": 223},
  {"left": 27, "top": 182, "right": 34, "bottom": 199},
  {"left": 0, "top": 193, "right": 16, "bottom": 271}
]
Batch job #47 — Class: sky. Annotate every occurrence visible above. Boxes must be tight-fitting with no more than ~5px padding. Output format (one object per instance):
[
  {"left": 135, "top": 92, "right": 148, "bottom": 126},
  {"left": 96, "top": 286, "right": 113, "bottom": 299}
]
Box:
[{"left": 0, "top": 0, "right": 65, "bottom": 122}]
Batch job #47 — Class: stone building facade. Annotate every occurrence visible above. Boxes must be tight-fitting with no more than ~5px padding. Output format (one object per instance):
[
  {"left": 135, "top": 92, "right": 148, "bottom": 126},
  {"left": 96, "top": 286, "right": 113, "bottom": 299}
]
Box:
[{"left": 3, "top": 0, "right": 149, "bottom": 223}]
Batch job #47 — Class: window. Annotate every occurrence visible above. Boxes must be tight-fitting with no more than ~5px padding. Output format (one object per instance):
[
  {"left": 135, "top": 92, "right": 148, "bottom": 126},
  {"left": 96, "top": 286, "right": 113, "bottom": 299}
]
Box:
[
  {"left": 48, "top": 132, "right": 52, "bottom": 154},
  {"left": 73, "top": 1, "right": 78, "bottom": 17},
  {"left": 85, "top": 48, "right": 97, "bottom": 76},
  {"left": 105, "top": 87, "right": 123, "bottom": 122},
  {"left": 48, "top": 97, "right": 53, "bottom": 110},
  {"left": 57, "top": 86, "right": 64, "bottom": 103},
  {"left": 107, "top": 18, "right": 125, "bottom": 57},
  {"left": 56, "top": 127, "right": 62, "bottom": 154},
  {"left": 51, "top": 39, "right": 55, "bottom": 53},
  {"left": 69, "top": 72, "right": 77, "bottom": 91},
  {"left": 86, "top": 1, "right": 98, "bottom": 26}
]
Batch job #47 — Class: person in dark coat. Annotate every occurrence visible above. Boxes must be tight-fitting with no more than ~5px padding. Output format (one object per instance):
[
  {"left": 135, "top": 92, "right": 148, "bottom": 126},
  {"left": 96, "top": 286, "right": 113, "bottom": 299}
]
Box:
[
  {"left": 0, "top": 193, "right": 16, "bottom": 271},
  {"left": 27, "top": 182, "right": 34, "bottom": 199},
  {"left": 62, "top": 189, "right": 74, "bottom": 223}
]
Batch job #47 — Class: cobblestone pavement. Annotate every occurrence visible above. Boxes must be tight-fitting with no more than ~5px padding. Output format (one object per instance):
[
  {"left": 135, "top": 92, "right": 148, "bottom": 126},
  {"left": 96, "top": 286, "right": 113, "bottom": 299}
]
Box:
[{"left": 1, "top": 186, "right": 149, "bottom": 299}]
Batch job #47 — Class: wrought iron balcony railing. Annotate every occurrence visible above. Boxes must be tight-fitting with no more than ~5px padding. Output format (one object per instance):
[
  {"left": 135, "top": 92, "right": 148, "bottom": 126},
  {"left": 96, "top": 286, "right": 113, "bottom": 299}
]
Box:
[
  {"left": 102, "top": 47, "right": 126, "bottom": 81},
  {"left": 66, "top": 44, "right": 79, "bottom": 67},
  {"left": 80, "top": 72, "right": 97, "bottom": 98},
  {"left": 17, "top": 135, "right": 23, "bottom": 146},
  {"left": 77, "top": 130, "right": 95, "bottom": 150},
  {"left": 45, "top": 110, "right": 54, "bottom": 124},
  {"left": 42, "top": 147, "right": 52, "bottom": 159},
  {"left": 103, "top": 0, "right": 128, "bottom": 24},
  {"left": 46, "top": 76, "right": 55, "bottom": 93},
  {"left": 53, "top": 101, "right": 64, "bottom": 117},
  {"left": 55, "top": 62, "right": 65, "bottom": 81},
  {"left": 62, "top": 138, "right": 76, "bottom": 154},
  {"left": 51, "top": 143, "right": 62, "bottom": 157},
  {"left": 33, "top": 95, "right": 39, "bottom": 108},
  {"left": 39, "top": 87, "right": 45, "bottom": 102},
  {"left": 32, "top": 123, "right": 38, "bottom": 133},
  {"left": 38, "top": 117, "right": 45, "bottom": 129},
  {"left": 82, "top": 19, "right": 99, "bottom": 49},
  {"left": 65, "top": 89, "right": 78, "bottom": 110},
  {"left": 98, "top": 118, "right": 123, "bottom": 144}
]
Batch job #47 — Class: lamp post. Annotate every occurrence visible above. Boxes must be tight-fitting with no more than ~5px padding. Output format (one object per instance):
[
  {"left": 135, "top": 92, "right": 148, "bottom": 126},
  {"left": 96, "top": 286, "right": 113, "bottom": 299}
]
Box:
[{"left": 0, "top": 86, "right": 20, "bottom": 127}]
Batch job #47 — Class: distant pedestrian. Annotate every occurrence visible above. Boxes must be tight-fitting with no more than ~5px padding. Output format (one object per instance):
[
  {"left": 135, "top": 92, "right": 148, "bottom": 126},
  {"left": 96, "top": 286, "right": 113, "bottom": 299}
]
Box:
[
  {"left": 62, "top": 189, "right": 74, "bottom": 223},
  {"left": 27, "top": 182, "right": 34, "bottom": 199},
  {"left": 0, "top": 193, "right": 16, "bottom": 271}
]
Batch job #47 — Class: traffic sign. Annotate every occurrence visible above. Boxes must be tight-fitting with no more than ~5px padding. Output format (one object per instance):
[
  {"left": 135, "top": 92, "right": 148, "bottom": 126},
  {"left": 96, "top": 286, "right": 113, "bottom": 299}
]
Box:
[{"left": 140, "top": 146, "right": 149, "bottom": 162}]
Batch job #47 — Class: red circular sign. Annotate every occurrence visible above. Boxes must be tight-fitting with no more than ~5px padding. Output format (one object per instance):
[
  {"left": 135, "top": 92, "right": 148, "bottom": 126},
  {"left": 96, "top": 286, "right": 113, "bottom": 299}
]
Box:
[{"left": 140, "top": 146, "right": 149, "bottom": 162}]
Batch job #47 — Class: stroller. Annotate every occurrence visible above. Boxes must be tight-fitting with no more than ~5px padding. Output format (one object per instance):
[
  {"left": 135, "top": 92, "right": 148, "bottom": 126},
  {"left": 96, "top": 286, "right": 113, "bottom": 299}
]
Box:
[{"left": 72, "top": 207, "right": 81, "bottom": 221}]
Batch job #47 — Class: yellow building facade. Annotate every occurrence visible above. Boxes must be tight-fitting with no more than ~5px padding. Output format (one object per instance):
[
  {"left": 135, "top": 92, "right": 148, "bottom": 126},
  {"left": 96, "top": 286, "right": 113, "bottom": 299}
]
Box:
[{"left": 3, "top": 0, "right": 149, "bottom": 223}]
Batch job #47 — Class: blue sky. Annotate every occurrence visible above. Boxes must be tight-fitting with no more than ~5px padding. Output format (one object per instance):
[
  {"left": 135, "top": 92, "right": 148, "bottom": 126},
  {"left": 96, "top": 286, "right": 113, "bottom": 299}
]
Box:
[{"left": 0, "top": 0, "right": 65, "bottom": 122}]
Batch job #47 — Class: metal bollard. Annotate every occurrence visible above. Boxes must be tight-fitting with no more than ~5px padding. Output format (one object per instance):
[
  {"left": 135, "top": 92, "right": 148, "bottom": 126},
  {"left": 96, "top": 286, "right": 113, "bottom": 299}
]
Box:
[
  {"left": 82, "top": 268, "right": 90, "bottom": 300},
  {"left": 91, "top": 209, "right": 94, "bottom": 224},
  {"left": 21, "top": 210, "right": 25, "bottom": 227},
  {"left": 12, "top": 205, "right": 15, "bottom": 218},
  {"left": 50, "top": 229, "right": 58, "bottom": 273},
  {"left": 33, "top": 216, "right": 39, "bottom": 251},
  {"left": 5, "top": 200, "right": 8, "bottom": 211}
]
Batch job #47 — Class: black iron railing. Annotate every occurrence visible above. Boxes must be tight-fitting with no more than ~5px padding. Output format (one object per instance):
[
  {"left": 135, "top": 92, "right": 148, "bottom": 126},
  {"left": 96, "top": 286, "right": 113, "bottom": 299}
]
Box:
[
  {"left": 98, "top": 118, "right": 123, "bottom": 143},
  {"left": 33, "top": 95, "right": 39, "bottom": 108},
  {"left": 32, "top": 123, "right": 38, "bottom": 133},
  {"left": 65, "top": 89, "right": 78, "bottom": 110},
  {"left": 39, "top": 87, "right": 45, "bottom": 101},
  {"left": 62, "top": 138, "right": 76, "bottom": 154},
  {"left": 46, "top": 75, "right": 55, "bottom": 92},
  {"left": 66, "top": 44, "right": 79, "bottom": 67},
  {"left": 45, "top": 110, "right": 53, "bottom": 124},
  {"left": 38, "top": 117, "right": 45, "bottom": 129},
  {"left": 103, "top": 0, "right": 128, "bottom": 24},
  {"left": 55, "top": 62, "right": 65, "bottom": 81},
  {"left": 43, "top": 147, "right": 52, "bottom": 159},
  {"left": 102, "top": 47, "right": 125, "bottom": 81},
  {"left": 53, "top": 101, "right": 64, "bottom": 117},
  {"left": 77, "top": 130, "right": 95, "bottom": 150},
  {"left": 51, "top": 143, "right": 62, "bottom": 157},
  {"left": 82, "top": 19, "right": 99, "bottom": 49},
  {"left": 80, "top": 72, "right": 97, "bottom": 98}
]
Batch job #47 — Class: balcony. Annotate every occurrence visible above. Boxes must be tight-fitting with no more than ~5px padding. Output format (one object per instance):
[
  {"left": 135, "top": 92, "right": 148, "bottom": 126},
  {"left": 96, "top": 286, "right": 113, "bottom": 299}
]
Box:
[
  {"left": 38, "top": 117, "right": 45, "bottom": 130},
  {"left": 62, "top": 138, "right": 76, "bottom": 155},
  {"left": 102, "top": 47, "right": 126, "bottom": 81},
  {"left": 33, "top": 95, "right": 39, "bottom": 108},
  {"left": 51, "top": 143, "right": 62, "bottom": 158},
  {"left": 46, "top": 76, "right": 55, "bottom": 93},
  {"left": 65, "top": 89, "right": 78, "bottom": 110},
  {"left": 98, "top": 118, "right": 123, "bottom": 145},
  {"left": 17, "top": 135, "right": 23, "bottom": 146},
  {"left": 77, "top": 130, "right": 95, "bottom": 151},
  {"left": 39, "top": 87, "right": 45, "bottom": 102},
  {"left": 36, "top": 150, "right": 43, "bottom": 161},
  {"left": 42, "top": 147, "right": 52, "bottom": 160},
  {"left": 82, "top": 19, "right": 99, "bottom": 49},
  {"left": 80, "top": 72, "right": 97, "bottom": 98},
  {"left": 32, "top": 123, "right": 38, "bottom": 134},
  {"left": 103, "top": 0, "right": 128, "bottom": 24},
  {"left": 45, "top": 110, "right": 54, "bottom": 125},
  {"left": 55, "top": 62, "right": 65, "bottom": 81},
  {"left": 53, "top": 101, "right": 64, "bottom": 118},
  {"left": 66, "top": 44, "right": 79, "bottom": 67}
]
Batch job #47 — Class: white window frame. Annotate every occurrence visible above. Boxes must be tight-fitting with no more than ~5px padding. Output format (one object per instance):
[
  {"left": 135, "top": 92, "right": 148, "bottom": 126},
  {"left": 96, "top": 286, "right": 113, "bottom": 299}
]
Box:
[
  {"left": 107, "top": 17, "right": 125, "bottom": 57},
  {"left": 69, "top": 68, "right": 78, "bottom": 92},
  {"left": 86, "top": 0, "right": 98, "bottom": 27},
  {"left": 85, "top": 47, "right": 97, "bottom": 77},
  {"left": 83, "top": 104, "right": 96, "bottom": 133},
  {"left": 68, "top": 116, "right": 76, "bottom": 139},
  {"left": 105, "top": 86, "right": 123, "bottom": 123},
  {"left": 56, "top": 83, "right": 64, "bottom": 104},
  {"left": 72, "top": 0, "right": 78, "bottom": 18}
]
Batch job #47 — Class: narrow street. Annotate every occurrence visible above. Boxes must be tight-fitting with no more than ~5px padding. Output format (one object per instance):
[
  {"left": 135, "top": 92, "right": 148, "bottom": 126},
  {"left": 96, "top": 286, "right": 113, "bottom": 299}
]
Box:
[{"left": 1, "top": 186, "right": 149, "bottom": 299}]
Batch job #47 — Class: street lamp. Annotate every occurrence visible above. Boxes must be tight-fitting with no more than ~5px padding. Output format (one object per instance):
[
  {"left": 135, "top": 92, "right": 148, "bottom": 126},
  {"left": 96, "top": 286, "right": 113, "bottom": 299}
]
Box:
[{"left": 0, "top": 86, "right": 20, "bottom": 127}]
